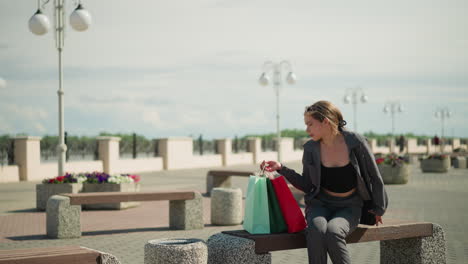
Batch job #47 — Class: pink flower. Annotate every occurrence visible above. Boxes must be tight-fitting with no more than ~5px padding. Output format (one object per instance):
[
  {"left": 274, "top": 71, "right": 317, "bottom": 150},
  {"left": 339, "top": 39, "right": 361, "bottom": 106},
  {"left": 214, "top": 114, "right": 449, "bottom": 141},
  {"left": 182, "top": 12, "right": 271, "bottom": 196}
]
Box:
[
  {"left": 375, "top": 158, "right": 385, "bottom": 165},
  {"left": 129, "top": 175, "right": 140, "bottom": 183}
]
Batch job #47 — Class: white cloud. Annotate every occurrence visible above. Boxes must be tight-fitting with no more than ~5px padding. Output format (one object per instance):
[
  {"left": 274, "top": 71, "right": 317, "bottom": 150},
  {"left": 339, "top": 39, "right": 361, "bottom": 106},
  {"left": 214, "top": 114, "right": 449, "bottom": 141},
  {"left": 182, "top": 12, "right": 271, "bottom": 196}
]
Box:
[{"left": 0, "top": 104, "right": 49, "bottom": 134}]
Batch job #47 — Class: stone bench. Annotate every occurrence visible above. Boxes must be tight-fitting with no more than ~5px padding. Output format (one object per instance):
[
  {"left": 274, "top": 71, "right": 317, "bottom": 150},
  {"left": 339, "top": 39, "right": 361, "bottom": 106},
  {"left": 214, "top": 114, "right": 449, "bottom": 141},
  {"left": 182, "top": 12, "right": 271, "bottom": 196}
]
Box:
[
  {"left": 207, "top": 219, "right": 446, "bottom": 264},
  {"left": 0, "top": 245, "right": 120, "bottom": 264},
  {"left": 46, "top": 191, "right": 203, "bottom": 239},
  {"left": 206, "top": 170, "right": 304, "bottom": 204}
]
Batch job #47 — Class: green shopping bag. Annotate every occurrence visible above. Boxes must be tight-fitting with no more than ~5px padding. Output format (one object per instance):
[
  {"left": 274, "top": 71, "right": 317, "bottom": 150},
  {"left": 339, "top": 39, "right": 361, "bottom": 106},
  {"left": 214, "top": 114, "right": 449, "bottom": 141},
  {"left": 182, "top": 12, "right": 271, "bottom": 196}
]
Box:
[
  {"left": 266, "top": 178, "right": 288, "bottom": 233},
  {"left": 243, "top": 175, "right": 270, "bottom": 234}
]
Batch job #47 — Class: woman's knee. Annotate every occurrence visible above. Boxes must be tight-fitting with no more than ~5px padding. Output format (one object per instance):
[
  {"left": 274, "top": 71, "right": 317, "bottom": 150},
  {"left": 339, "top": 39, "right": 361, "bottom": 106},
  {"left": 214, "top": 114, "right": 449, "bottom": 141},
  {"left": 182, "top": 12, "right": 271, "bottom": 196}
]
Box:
[
  {"left": 306, "top": 217, "right": 327, "bottom": 237},
  {"left": 325, "top": 222, "right": 347, "bottom": 241}
]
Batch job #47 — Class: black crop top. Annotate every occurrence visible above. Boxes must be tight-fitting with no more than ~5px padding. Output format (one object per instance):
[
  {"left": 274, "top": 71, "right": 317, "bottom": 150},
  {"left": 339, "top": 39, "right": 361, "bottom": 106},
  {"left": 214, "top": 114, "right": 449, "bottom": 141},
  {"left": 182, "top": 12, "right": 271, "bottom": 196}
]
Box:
[{"left": 320, "top": 162, "right": 357, "bottom": 193}]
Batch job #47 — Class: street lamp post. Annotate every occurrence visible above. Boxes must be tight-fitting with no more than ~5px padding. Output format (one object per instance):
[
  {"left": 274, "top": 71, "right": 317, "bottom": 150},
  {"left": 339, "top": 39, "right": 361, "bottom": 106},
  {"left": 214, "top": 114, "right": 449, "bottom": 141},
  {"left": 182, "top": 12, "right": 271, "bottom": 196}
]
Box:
[
  {"left": 383, "top": 101, "right": 404, "bottom": 137},
  {"left": 29, "top": 0, "right": 92, "bottom": 176},
  {"left": 258, "top": 60, "right": 296, "bottom": 163},
  {"left": 343, "top": 87, "right": 368, "bottom": 132},
  {"left": 434, "top": 107, "right": 452, "bottom": 153}
]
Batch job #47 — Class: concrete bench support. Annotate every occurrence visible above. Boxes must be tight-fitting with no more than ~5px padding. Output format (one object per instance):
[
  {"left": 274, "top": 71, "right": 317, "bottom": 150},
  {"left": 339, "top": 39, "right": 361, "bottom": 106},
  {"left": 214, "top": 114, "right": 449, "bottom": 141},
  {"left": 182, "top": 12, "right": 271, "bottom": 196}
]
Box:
[
  {"left": 380, "top": 223, "right": 446, "bottom": 264},
  {"left": 169, "top": 192, "right": 204, "bottom": 230},
  {"left": 207, "top": 233, "right": 271, "bottom": 264},
  {"left": 46, "top": 195, "right": 81, "bottom": 239}
]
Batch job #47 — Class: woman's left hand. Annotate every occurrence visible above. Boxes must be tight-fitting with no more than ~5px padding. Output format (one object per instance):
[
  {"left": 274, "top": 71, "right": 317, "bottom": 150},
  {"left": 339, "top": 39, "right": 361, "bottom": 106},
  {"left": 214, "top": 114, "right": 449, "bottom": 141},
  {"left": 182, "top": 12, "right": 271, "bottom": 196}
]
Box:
[
  {"left": 375, "top": 215, "right": 383, "bottom": 226},
  {"left": 368, "top": 209, "right": 383, "bottom": 226}
]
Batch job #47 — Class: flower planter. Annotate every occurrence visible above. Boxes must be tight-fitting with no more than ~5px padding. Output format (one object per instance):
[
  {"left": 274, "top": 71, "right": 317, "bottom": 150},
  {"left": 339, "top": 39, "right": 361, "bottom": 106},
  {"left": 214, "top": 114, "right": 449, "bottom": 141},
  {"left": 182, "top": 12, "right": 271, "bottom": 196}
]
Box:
[
  {"left": 451, "top": 156, "right": 467, "bottom": 169},
  {"left": 82, "top": 182, "right": 141, "bottom": 210},
  {"left": 36, "top": 183, "right": 83, "bottom": 211},
  {"left": 378, "top": 164, "right": 410, "bottom": 184},
  {"left": 420, "top": 157, "right": 451, "bottom": 173}
]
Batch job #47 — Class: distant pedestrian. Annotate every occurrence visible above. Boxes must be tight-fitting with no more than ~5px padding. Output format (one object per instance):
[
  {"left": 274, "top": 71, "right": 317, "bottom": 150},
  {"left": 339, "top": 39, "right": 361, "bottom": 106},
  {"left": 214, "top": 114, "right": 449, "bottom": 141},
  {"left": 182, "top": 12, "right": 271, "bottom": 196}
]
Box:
[
  {"left": 433, "top": 135, "right": 440, "bottom": 145},
  {"left": 398, "top": 135, "right": 405, "bottom": 153}
]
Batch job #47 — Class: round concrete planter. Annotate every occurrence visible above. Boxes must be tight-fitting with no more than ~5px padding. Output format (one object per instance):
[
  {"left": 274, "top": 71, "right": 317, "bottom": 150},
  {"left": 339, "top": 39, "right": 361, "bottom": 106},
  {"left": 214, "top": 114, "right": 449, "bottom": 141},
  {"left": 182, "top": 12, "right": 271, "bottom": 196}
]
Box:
[
  {"left": 378, "top": 164, "right": 410, "bottom": 184},
  {"left": 36, "top": 183, "right": 83, "bottom": 211},
  {"left": 82, "top": 182, "right": 140, "bottom": 210},
  {"left": 211, "top": 188, "right": 242, "bottom": 225},
  {"left": 144, "top": 238, "right": 207, "bottom": 264},
  {"left": 420, "top": 157, "right": 451, "bottom": 173}
]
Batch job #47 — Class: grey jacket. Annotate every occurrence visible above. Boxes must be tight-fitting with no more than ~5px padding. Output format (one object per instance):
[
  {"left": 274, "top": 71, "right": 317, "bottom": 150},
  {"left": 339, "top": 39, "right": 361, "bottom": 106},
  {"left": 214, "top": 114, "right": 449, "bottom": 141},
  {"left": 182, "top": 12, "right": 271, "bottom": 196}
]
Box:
[{"left": 277, "top": 130, "right": 388, "bottom": 216}]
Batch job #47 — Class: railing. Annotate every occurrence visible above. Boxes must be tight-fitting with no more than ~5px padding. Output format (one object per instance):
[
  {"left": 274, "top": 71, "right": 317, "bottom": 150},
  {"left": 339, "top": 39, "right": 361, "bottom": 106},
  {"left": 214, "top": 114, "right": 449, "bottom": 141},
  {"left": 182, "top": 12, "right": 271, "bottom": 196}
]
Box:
[
  {"left": 41, "top": 136, "right": 99, "bottom": 163},
  {"left": 293, "top": 138, "right": 309, "bottom": 150},
  {"left": 119, "top": 135, "right": 158, "bottom": 160},
  {"left": 231, "top": 138, "right": 248, "bottom": 153},
  {"left": 193, "top": 137, "right": 217, "bottom": 156},
  {"left": 0, "top": 136, "right": 14, "bottom": 166},
  {"left": 261, "top": 138, "right": 276, "bottom": 152}
]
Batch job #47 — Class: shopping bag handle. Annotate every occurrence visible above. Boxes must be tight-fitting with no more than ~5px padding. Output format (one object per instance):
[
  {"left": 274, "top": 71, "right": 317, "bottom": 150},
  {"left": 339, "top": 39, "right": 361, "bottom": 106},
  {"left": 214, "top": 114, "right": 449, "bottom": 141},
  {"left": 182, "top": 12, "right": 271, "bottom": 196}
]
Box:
[{"left": 258, "top": 161, "right": 274, "bottom": 178}]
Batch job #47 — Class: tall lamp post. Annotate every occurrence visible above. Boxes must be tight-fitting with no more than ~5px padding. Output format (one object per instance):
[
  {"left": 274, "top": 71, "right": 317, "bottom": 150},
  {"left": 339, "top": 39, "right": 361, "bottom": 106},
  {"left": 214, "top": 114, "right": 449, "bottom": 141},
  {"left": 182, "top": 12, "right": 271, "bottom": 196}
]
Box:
[
  {"left": 258, "top": 60, "right": 296, "bottom": 162},
  {"left": 383, "top": 100, "right": 403, "bottom": 137},
  {"left": 28, "top": 0, "right": 92, "bottom": 176},
  {"left": 434, "top": 107, "right": 451, "bottom": 153},
  {"left": 343, "top": 87, "right": 368, "bottom": 132}
]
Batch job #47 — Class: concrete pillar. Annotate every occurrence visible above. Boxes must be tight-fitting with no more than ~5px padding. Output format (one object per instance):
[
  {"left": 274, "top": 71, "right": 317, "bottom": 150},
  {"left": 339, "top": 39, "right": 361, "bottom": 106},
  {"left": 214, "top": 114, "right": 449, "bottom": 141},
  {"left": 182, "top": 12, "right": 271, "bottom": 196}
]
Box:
[
  {"left": 278, "top": 137, "right": 294, "bottom": 157},
  {"left": 274, "top": 137, "right": 295, "bottom": 162},
  {"left": 425, "top": 139, "right": 432, "bottom": 154},
  {"left": 450, "top": 138, "right": 460, "bottom": 151},
  {"left": 158, "top": 137, "right": 193, "bottom": 170},
  {"left": 96, "top": 136, "right": 121, "bottom": 174},
  {"left": 406, "top": 138, "right": 417, "bottom": 154},
  {"left": 369, "top": 138, "right": 378, "bottom": 153},
  {"left": 247, "top": 137, "right": 261, "bottom": 164},
  {"left": 388, "top": 138, "right": 396, "bottom": 153},
  {"left": 216, "top": 138, "right": 232, "bottom": 166},
  {"left": 14, "top": 136, "right": 42, "bottom": 181}
]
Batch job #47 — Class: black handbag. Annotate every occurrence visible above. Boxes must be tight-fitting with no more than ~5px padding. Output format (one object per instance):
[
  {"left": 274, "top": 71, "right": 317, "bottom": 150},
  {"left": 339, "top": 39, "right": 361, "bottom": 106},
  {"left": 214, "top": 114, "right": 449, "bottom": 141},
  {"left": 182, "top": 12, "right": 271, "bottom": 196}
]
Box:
[
  {"left": 354, "top": 146, "right": 377, "bottom": 226},
  {"left": 360, "top": 200, "right": 376, "bottom": 225}
]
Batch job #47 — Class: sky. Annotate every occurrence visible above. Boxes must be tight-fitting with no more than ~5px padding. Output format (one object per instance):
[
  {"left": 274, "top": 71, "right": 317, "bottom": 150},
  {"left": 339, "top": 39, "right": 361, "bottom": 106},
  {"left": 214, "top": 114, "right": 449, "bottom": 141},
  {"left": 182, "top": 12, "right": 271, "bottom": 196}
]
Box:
[{"left": 1, "top": 0, "right": 467, "bottom": 140}]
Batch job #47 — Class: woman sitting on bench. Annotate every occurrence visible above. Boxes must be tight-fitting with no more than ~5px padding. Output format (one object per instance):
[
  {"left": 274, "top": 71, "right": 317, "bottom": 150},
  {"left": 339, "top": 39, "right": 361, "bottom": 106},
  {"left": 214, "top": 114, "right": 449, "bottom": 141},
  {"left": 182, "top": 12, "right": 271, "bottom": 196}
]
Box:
[{"left": 261, "top": 100, "right": 388, "bottom": 264}]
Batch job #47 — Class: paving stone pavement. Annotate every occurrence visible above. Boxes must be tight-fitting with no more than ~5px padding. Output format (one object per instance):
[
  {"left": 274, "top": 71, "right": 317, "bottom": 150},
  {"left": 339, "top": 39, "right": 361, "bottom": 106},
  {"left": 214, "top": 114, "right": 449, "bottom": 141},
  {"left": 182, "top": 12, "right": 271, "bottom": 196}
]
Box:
[{"left": 0, "top": 161, "right": 467, "bottom": 263}]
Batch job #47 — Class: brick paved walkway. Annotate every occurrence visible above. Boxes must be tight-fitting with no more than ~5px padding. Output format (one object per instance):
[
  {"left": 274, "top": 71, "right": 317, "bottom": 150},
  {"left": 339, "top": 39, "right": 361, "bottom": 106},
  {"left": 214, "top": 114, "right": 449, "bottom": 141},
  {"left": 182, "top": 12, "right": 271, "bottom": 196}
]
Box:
[{"left": 0, "top": 162, "right": 467, "bottom": 263}]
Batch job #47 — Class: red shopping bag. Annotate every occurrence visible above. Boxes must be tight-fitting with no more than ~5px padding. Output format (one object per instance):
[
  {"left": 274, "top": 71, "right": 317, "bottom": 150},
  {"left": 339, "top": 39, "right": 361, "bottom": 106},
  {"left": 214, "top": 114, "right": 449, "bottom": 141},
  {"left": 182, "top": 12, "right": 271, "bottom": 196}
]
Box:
[{"left": 270, "top": 176, "right": 307, "bottom": 233}]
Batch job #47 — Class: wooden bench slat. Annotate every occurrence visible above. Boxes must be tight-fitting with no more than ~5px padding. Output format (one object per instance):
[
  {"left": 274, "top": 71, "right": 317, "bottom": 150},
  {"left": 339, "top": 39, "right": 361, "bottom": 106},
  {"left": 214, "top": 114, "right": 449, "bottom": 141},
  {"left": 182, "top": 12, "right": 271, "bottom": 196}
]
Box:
[
  {"left": 208, "top": 170, "right": 254, "bottom": 177},
  {"left": 223, "top": 220, "right": 433, "bottom": 254},
  {"left": 346, "top": 222, "right": 433, "bottom": 243},
  {"left": 0, "top": 252, "right": 100, "bottom": 264},
  {"left": 0, "top": 246, "right": 100, "bottom": 264},
  {"left": 60, "top": 191, "right": 195, "bottom": 205},
  {"left": 0, "top": 249, "right": 95, "bottom": 259},
  {"left": 0, "top": 246, "right": 87, "bottom": 257}
]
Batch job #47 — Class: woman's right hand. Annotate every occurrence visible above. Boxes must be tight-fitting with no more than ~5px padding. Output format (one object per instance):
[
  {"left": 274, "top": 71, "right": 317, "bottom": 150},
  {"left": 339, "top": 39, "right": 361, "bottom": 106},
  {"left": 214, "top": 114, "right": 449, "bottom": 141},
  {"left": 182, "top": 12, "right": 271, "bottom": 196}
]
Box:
[{"left": 260, "top": 160, "right": 282, "bottom": 172}]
